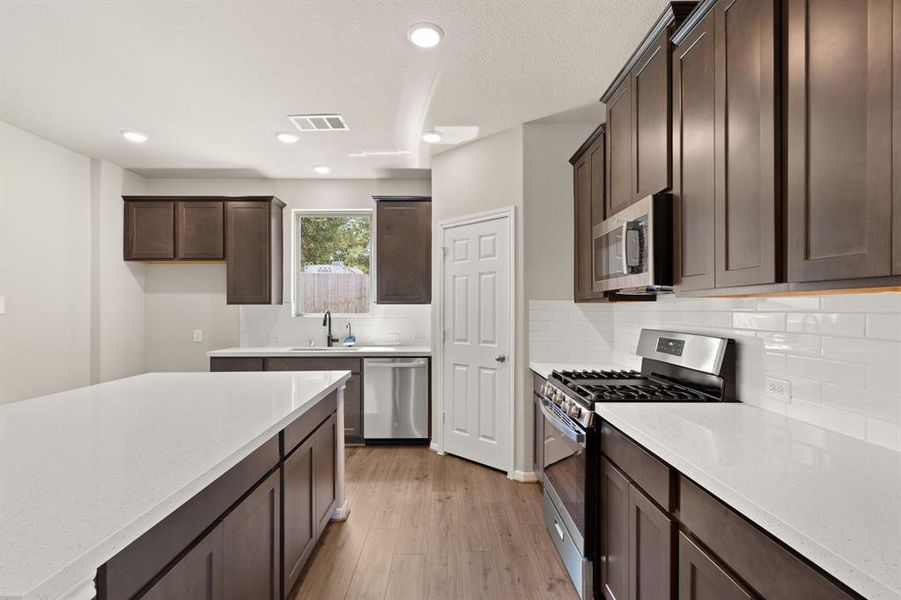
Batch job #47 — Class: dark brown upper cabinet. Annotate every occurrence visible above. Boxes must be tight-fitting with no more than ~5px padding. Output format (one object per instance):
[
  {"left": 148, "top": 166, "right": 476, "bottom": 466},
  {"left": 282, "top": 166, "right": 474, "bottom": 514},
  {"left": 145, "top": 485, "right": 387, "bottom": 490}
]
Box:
[
  {"left": 787, "top": 0, "right": 894, "bottom": 282},
  {"left": 177, "top": 201, "right": 224, "bottom": 259},
  {"left": 373, "top": 197, "right": 431, "bottom": 304},
  {"left": 671, "top": 0, "right": 780, "bottom": 290},
  {"left": 570, "top": 124, "right": 606, "bottom": 302},
  {"left": 601, "top": 2, "right": 696, "bottom": 216},
  {"left": 894, "top": 0, "right": 901, "bottom": 275},
  {"left": 672, "top": 5, "right": 716, "bottom": 291},
  {"left": 226, "top": 199, "right": 284, "bottom": 305},
  {"left": 124, "top": 200, "right": 175, "bottom": 260}
]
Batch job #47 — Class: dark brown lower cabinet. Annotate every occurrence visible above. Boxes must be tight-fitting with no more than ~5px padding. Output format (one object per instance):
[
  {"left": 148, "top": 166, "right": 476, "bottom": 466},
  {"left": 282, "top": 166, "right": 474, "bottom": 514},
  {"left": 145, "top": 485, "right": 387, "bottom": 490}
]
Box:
[
  {"left": 341, "top": 374, "right": 363, "bottom": 444},
  {"left": 678, "top": 533, "right": 752, "bottom": 600},
  {"left": 221, "top": 470, "right": 281, "bottom": 600},
  {"left": 893, "top": 0, "right": 901, "bottom": 275},
  {"left": 629, "top": 485, "right": 672, "bottom": 600},
  {"left": 142, "top": 526, "right": 223, "bottom": 600},
  {"left": 600, "top": 458, "right": 631, "bottom": 600},
  {"left": 282, "top": 436, "right": 316, "bottom": 597},
  {"left": 313, "top": 413, "right": 338, "bottom": 535},
  {"left": 209, "top": 357, "right": 264, "bottom": 372}
]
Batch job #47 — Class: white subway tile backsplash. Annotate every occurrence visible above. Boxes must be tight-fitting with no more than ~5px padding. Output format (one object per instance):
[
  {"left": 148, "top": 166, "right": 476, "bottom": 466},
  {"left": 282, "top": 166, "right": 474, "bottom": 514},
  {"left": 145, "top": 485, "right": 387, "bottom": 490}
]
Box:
[
  {"left": 786, "top": 313, "right": 866, "bottom": 337},
  {"left": 865, "top": 313, "right": 901, "bottom": 341},
  {"left": 530, "top": 292, "right": 901, "bottom": 444}
]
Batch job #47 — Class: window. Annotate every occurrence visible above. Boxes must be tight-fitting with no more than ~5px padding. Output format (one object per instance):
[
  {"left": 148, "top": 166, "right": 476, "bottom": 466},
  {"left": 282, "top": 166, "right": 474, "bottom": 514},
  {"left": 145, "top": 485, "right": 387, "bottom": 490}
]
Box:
[{"left": 294, "top": 210, "right": 372, "bottom": 314}]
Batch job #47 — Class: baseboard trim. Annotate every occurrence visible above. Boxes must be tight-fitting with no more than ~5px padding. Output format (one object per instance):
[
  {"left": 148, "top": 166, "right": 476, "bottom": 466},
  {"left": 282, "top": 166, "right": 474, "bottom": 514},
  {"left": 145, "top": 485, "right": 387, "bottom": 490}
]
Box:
[
  {"left": 429, "top": 441, "right": 446, "bottom": 455},
  {"left": 331, "top": 501, "right": 350, "bottom": 521},
  {"left": 511, "top": 470, "right": 539, "bottom": 483}
]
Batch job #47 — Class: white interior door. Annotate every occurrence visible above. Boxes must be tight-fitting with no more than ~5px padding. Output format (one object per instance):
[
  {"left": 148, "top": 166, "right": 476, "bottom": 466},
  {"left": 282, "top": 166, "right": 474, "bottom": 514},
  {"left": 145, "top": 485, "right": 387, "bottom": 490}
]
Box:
[{"left": 441, "top": 212, "right": 512, "bottom": 472}]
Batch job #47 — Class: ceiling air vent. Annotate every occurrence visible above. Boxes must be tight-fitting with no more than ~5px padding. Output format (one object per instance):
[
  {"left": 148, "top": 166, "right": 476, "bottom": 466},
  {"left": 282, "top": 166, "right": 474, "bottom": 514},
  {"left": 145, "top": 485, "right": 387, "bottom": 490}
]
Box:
[{"left": 288, "top": 114, "right": 349, "bottom": 132}]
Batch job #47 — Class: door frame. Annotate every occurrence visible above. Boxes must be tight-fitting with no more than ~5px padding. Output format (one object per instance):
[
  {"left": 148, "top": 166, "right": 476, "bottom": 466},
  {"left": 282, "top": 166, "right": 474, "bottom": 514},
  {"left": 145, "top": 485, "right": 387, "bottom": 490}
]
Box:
[{"left": 435, "top": 206, "right": 516, "bottom": 478}]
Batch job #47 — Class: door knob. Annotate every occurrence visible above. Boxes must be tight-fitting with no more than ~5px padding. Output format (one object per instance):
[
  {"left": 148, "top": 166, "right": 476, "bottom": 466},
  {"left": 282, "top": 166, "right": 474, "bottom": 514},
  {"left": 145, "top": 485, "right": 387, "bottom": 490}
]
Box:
[{"left": 495, "top": 354, "right": 507, "bottom": 363}]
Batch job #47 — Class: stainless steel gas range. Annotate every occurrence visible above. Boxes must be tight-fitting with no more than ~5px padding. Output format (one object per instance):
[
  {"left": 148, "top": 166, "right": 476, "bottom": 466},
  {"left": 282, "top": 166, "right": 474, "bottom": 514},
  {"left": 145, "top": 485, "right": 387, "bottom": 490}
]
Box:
[{"left": 536, "top": 329, "right": 736, "bottom": 599}]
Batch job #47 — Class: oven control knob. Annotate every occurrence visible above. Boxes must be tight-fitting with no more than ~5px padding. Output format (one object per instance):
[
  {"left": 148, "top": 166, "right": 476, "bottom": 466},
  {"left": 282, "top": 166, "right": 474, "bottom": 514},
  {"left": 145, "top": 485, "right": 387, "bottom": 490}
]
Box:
[
  {"left": 554, "top": 392, "right": 565, "bottom": 406},
  {"left": 567, "top": 404, "right": 582, "bottom": 419}
]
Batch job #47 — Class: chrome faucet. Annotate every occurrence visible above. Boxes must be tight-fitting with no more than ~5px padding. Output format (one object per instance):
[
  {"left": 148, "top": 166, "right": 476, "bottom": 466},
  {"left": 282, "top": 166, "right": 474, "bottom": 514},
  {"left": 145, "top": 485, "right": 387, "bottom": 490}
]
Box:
[{"left": 322, "top": 310, "right": 339, "bottom": 347}]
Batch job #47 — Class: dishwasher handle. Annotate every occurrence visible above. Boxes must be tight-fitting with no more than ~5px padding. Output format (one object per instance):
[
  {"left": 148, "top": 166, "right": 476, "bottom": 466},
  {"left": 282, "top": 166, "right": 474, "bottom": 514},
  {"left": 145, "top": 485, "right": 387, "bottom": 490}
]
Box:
[{"left": 364, "top": 358, "right": 428, "bottom": 369}]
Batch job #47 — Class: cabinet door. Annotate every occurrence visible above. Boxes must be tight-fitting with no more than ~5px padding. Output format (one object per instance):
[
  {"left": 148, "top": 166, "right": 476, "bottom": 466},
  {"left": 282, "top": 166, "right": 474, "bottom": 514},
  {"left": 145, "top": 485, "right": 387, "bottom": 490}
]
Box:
[
  {"left": 376, "top": 200, "right": 431, "bottom": 303},
  {"left": 633, "top": 28, "right": 672, "bottom": 200},
  {"left": 125, "top": 201, "right": 175, "bottom": 260},
  {"left": 574, "top": 153, "right": 594, "bottom": 301},
  {"left": 714, "top": 0, "right": 779, "bottom": 288},
  {"left": 283, "top": 437, "right": 315, "bottom": 597},
  {"left": 628, "top": 485, "right": 672, "bottom": 600},
  {"left": 178, "top": 201, "right": 224, "bottom": 259},
  {"left": 222, "top": 470, "right": 280, "bottom": 600},
  {"left": 673, "top": 9, "right": 716, "bottom": 291},
  {"left": 313, "top": 413, "right": 337, "bottom": 535},
  {"left": 786, "top": 0, "right": 893, "bottom": 281},
  {"left": 142, "top": 526, "right": 222, "bottom": 600},
  {"left": 607, "top": 79, "right": 635, "bottom": 217},
  {"left": 584, "top": 135, "right": 608, "bottom": 300},
  {"left": 343, "top": 373, "right": 363, "bottom": 444},
  {"left": 892, "top": 0, "right": 901, "bottom": 275},
  {"left": 678, "top": 533, "right": 752, "bottom": 600},
  {"left": 226, "top": 202, "right": 273, "bottom": 304},
  {"left": 600, "top": 458, "right": 631, "bottom": 600}
]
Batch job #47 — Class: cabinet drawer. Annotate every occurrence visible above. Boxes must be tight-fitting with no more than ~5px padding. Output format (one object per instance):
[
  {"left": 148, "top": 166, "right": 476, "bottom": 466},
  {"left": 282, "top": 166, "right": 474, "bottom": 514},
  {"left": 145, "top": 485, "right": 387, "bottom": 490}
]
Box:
[
  {"left": 680, "top": 477, "right": 855, "bottom": 600},
  {"left": 678, "top": 532, "right": 752, "bottom": 600},
  {"left": 543, "top": 491, "right": 586, "bottom": 596},
  {"left": 210, "top": 357, "right": 264, "bottom": 372},
  {"left": 282, "top": 391, "right": 337, "bottom": 457},
  {"left": 265, "top": 357, "right": 361, "bottom": 374},
  {"left": 601, "top": 421, "right": 672, "bottom": 510}
]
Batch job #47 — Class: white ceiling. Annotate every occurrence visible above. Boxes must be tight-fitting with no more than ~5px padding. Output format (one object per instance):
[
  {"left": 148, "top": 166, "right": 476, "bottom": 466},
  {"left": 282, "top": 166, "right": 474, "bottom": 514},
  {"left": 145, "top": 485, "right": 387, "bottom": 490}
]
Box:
[{"left": 0, "top": 0, "right": 667, "bottom": 179}]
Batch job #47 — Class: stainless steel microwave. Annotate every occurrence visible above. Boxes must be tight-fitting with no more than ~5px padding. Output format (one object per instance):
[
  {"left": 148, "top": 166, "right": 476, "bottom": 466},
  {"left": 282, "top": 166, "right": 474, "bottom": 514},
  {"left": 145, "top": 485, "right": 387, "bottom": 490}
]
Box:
[{"left": 591, "top": 192, "right": 673, "bottom": 293}]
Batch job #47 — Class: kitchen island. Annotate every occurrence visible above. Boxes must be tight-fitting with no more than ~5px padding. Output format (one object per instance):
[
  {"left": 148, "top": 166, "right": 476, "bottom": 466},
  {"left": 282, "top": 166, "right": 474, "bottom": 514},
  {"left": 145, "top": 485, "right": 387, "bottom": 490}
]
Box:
[{"left": 0, "top": 370, "right": 351, "bottom": 600}]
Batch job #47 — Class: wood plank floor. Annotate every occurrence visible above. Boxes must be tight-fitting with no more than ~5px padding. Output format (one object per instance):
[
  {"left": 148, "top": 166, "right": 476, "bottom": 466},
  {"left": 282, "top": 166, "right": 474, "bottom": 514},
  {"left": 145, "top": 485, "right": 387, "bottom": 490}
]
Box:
[{"left": 290, "top": 446, "right": 579, "bottom": 600}]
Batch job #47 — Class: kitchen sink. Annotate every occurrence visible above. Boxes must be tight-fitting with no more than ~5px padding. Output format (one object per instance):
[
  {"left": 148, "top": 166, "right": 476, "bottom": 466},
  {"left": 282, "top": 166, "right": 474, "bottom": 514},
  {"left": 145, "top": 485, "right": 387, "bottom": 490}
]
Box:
[{"left": 289, "top": 346, "right": 361, "bottom": 351}]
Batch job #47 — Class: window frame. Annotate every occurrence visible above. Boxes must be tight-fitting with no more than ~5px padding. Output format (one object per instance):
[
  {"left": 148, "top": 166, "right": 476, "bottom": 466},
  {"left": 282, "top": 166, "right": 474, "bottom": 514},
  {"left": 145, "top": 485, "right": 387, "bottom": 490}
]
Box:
[{"left": 290, "top": 208, "right": 375, "bottom": 317}]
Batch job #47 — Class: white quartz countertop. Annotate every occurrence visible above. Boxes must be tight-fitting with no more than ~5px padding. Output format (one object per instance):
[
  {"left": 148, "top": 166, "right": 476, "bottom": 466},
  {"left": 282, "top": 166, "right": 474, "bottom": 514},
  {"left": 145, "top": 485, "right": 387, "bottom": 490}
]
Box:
[
  {"left": 594, "top": 401, "right": 901, "bottom": 600},
  {"left": 0, "top": 371, "right": 351, "bottom": 600},
  {"left": 208, "top": 345, "right": 431, "bottom": 358}
]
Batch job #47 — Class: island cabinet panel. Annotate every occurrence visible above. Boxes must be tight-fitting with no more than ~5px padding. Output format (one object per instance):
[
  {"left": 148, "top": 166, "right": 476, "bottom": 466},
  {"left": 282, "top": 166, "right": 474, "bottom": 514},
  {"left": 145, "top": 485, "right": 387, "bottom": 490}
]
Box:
[
  {"left": 633, "top": 28, "right": 673, "bottom": 201},
  {"left": 629, "top": 485, "right": 673, "bottom": 600},
  {"left": 375, "top": 198, "right": 431, "bottom": 304},
  {"left": 282, "top": 436, "right": 315, "bottom": 597},
  {"left": 125, "top": 201, "right": 175, "bottom": 260},
  {"left": 178, "top": 201, "right": 224, "bottom": 259},
  {"left": 672, "top": 7, "right": 716, "bottom": 291},
  {"left": 679, "top": 477, "right": 855, "bottom": 600},
  {"left": 572, "top": 127, "right": 607, "bottom": 302},
  {"left": 222, "top": 470, "right": 281, "bottom": 600},
  {"left": 678, "top": 533, "right": 752, "bottom": 600},
  {"left": 895, "top": 0, "right": 901, "bottom": 275},
  {"left": 714, "top": 0, "right": 779, "bottom": 288},
  {"left": 142, "top": 526, "right": 223, "bottom": 600},
  {"left": 606, "top": 80, "right": 635, "bottom": 217},
  {"left": 226, "top": 201, "right": 283, "bottom": 305},
  {"left": 600, "top": 458, "right": 631, "bottom": 600},
  {"left": 786, "top": 0, "right": 894, "bottom": 282},
  {"left": 313, "top": 413, "right": 338, "bottom": 535}
]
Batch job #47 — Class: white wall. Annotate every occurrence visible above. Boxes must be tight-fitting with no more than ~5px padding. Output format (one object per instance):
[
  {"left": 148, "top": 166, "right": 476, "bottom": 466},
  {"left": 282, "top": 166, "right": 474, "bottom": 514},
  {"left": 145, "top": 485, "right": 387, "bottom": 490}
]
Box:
[
  {"left": 529, "top": 293, "right": 901, "bottom": 452},
  {"left": 0, "top": 123, "right": 148, "bottom": 404},
  {"left": 0, "top": 122, "right": 93, "bottom": 403},
  {"left": 140, "top": 177, "right": 432, "bottom": 371}
]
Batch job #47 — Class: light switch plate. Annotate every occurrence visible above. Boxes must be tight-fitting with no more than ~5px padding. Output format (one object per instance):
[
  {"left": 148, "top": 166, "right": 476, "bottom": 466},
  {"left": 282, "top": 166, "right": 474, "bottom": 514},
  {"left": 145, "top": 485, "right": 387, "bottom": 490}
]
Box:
[
  {"left": 192, "top": 329, "right": 203, "bottom": 343},
  {"left": 765, "top": 376, "right": 791, "bottom": 403}
]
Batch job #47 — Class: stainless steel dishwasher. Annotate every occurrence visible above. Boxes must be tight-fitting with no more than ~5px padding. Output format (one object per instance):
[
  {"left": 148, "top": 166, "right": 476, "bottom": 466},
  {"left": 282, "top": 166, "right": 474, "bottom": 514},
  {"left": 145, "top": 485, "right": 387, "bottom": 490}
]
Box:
[{"left": 363, "top": 357, "right": 429, "bottom": 442}]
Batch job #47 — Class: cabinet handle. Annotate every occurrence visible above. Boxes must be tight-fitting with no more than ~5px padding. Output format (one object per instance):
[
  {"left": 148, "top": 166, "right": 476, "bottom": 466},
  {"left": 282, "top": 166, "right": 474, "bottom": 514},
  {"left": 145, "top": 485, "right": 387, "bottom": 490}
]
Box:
[{"left": 554, "top": 519, "right": 565, "bottom": 541}]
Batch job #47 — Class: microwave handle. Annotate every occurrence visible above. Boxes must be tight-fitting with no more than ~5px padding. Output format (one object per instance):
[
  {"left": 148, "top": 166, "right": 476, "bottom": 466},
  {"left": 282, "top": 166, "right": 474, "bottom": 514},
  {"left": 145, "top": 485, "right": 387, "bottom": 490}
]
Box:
[{"left": 620, "top": 221, "right": 629, "bottom": 276}]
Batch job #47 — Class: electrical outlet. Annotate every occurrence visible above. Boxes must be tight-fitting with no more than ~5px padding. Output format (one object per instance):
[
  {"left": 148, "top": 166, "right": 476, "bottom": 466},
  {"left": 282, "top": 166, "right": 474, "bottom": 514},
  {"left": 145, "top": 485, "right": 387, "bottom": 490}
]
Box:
[
  {"left": 765, "top": 376, "right": 791, "bottom": 402},
  {"left": 192, "top": 329, "right": 203, "bottom": 343}
]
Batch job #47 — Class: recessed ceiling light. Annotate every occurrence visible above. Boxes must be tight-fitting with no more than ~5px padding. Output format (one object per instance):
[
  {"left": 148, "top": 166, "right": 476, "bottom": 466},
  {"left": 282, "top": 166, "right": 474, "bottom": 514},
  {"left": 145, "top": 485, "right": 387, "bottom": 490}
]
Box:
[
  {"left": 421, "top": 131, "right": 443, "bottom": 144},
  {"left": 314, "top": 165, "right": 331, "bottom": 175},
  {"left": 407, "top": 22, "right": 443, "bottom": 48},
  {"left": 121, "top": 130, "right": 148, "bottom": 143},
  {"left": 275, "top": 132, "right": 300, "bottom": 144}
]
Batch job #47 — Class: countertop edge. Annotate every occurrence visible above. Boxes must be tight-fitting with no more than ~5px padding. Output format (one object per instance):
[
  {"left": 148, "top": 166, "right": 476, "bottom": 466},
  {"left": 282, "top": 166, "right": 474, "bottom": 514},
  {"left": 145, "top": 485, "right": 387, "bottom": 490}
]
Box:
[
  {"left": 595, "top": 405, "right": 897, "bottom": 600},
  {"left": 7, "top": 372, "right": 352, "bottom": 600},
  {"left": 208, "top": 347, "right": 432, "bottom": 358}
]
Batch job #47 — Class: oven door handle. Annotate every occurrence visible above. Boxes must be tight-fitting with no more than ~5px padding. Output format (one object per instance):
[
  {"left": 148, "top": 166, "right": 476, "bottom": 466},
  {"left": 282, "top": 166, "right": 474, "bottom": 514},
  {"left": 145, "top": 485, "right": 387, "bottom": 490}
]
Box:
[{"left": 539, "top": 398, "right": 585, "bottom": 444}]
